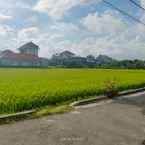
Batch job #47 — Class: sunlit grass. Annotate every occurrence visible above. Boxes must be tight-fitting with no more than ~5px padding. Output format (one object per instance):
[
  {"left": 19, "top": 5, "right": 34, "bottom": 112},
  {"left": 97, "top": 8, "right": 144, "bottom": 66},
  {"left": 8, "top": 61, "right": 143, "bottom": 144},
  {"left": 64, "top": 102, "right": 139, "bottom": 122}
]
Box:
[{"left": 0, "top": 68, "right": 145, "bottom": 114}]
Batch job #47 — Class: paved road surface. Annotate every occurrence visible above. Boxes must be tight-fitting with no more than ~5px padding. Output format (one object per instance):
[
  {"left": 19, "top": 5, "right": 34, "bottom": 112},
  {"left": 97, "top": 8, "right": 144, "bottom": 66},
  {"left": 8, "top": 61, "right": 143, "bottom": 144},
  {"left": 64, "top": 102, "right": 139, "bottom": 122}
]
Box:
[{"left": 0, "top": 92, "right": 145, "bottom": 145}]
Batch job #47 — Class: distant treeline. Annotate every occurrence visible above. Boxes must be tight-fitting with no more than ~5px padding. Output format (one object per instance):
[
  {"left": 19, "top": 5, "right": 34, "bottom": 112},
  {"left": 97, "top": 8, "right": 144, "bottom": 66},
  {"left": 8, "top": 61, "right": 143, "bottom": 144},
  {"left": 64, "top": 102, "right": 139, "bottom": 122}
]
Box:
[{"left": 48, "top": 51, "right": 145, "bottom": 69}]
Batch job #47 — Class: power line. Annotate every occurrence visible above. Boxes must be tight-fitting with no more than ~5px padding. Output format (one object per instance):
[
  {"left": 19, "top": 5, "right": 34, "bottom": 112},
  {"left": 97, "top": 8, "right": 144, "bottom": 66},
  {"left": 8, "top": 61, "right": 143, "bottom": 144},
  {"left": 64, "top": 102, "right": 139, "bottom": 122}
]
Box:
[
  {"left": 102, "top": 0, "right": 145, "bottom": 27},
  {"left": 128, "top": 0, "right": 145, "bottom": 11}
]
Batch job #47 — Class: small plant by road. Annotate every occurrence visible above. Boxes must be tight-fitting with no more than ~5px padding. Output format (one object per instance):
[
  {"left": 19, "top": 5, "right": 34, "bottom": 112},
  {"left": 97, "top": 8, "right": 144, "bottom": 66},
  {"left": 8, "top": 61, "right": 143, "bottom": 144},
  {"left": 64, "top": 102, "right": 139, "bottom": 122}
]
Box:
[{"left": 104, "top": 78, "right": 119, "bottom": 98}]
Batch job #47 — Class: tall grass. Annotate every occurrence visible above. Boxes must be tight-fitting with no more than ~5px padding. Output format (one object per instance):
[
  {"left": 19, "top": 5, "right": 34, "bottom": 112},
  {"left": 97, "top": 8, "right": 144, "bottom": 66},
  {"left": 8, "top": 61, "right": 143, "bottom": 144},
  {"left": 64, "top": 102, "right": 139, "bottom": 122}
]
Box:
[{"left": 0, "top": 68, "right": 145, "bottom": 114}]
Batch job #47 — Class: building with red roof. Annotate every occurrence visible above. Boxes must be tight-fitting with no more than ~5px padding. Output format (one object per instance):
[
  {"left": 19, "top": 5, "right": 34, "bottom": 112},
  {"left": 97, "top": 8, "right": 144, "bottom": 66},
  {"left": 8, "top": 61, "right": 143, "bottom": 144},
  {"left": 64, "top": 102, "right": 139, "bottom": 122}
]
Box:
[{"left": 0, "top": 42, "right": 48, "bottom": 67}]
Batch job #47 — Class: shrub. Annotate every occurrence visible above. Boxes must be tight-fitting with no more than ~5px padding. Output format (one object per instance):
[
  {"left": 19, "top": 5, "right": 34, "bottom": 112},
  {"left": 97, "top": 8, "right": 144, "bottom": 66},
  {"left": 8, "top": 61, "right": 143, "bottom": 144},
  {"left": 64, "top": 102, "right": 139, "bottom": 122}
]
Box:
[{"left": 104, "top": 78, "right": 119, "bottom": 98}]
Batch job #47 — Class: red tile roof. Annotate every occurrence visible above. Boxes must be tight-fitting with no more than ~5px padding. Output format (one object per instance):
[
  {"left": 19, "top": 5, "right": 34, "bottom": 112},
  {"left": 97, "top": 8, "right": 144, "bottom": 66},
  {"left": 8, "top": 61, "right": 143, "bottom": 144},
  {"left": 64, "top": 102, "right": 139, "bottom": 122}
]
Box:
[{"left": 1, "top": 50, "right": 40, "bottom": 61}]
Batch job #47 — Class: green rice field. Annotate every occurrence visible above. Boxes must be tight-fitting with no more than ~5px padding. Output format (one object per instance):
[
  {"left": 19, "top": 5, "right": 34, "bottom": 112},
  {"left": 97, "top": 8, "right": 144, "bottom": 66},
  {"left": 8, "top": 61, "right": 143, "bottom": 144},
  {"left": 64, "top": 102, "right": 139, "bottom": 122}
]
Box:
[{"left": 0, "top": 68, "right": 145, "bottom": 114}]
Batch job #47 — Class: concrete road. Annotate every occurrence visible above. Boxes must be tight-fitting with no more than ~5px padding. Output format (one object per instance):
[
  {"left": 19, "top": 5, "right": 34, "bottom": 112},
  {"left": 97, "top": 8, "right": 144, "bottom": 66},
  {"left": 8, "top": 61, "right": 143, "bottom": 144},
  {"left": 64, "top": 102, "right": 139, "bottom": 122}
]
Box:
[{"left": 0, "top": 92, "right": 145, "bottom": 145}]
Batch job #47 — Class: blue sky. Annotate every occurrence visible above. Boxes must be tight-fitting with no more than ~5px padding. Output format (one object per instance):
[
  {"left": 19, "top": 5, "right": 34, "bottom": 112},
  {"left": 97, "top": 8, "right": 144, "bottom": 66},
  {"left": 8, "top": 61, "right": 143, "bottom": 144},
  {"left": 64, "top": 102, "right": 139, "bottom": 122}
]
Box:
[{"left": 0, "top": 0, "right": 145, "bottom": 59}]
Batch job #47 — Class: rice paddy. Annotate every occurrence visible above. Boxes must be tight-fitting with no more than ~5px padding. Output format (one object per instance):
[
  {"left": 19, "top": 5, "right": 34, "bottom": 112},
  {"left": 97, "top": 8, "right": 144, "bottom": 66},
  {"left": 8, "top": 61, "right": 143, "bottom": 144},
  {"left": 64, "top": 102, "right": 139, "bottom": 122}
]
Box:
[{"left": 0, "top": 68, "right": 145, "bottom": 114}]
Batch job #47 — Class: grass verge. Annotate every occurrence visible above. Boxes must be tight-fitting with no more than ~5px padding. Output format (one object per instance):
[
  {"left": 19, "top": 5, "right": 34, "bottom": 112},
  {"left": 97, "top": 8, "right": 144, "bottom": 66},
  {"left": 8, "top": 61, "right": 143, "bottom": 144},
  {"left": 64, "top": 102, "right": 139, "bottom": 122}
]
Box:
[
  {"left": 0, "top": 104, "right": 73, "bottom": 125},
  {"left": 33, "top": 105, "right": 73, "bottom": 118}
]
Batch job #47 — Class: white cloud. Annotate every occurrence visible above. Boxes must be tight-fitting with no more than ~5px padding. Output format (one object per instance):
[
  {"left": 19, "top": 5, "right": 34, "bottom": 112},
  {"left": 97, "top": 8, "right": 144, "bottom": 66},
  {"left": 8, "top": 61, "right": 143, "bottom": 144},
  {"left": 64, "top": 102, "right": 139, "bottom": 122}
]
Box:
[
  {"left": 34, "top": 0, "right": 101, "bottom": 19},
  {"left": 82, "top": 10, "right": 126, "bottom": 36},
  {"left": 67, "top": 10, "right": 145, "bottom": 60},
  {"left": 66, "top": 30, "right": 145, "bottom": 60},
  {"left": 0, "top": 14, "right": 12, "bottom": 21},
  {"left": 0, "top": 0, "right": 36, "bottom": 23},
  {"left": 0, "top": 25, "right": 17, "bottom": 51},
  {"left": 17, "top": 27, "right": 39, "bottom": 43},
  {"left": 49, "top": 34, "right": 64, "bottom": 40},
  {"left": 140, "top": 0, "right": 145, "bottom": 8},
  {"left": 0, "top": 25, "right": 14, "bottom": 37},
  {"left": 0, "top": 0, "right": 34, "bottom": 9},
  {"left": 50, "top": 22, "right": 80, "bottom": 33}
]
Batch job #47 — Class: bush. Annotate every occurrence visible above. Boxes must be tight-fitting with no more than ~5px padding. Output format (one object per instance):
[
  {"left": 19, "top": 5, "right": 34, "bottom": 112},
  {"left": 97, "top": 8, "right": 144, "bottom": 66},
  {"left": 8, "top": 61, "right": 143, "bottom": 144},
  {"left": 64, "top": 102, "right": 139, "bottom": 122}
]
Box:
[{"left": 104, "top": 78, "right": 119, "bottom": 98}]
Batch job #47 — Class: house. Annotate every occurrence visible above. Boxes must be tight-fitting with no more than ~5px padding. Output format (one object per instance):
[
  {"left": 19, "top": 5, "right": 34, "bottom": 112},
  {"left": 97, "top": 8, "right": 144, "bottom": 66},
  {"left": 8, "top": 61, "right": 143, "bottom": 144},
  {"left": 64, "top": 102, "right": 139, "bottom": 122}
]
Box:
[
  {"left": 59, "top": 51, "right": 75, "bottom": 58},
  {"left": 53, "top": 50, "right": 76, "bottom": 59},
  {"left": 0, "top": 42, "right": 48, "bottom": 67},
  {"left": 18, "top": 42, "right": 39, "bottom": 57}
]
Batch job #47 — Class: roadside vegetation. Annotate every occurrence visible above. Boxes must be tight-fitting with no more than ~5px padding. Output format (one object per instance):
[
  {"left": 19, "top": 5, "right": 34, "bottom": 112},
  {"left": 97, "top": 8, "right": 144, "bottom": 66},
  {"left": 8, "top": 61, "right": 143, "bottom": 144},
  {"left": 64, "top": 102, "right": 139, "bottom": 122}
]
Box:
[
  {"left": 0, "top": 68, "right": 145, "bottom": 114},
  {"left": 34, "top": 105, "right": 73, "bottom": 118}
]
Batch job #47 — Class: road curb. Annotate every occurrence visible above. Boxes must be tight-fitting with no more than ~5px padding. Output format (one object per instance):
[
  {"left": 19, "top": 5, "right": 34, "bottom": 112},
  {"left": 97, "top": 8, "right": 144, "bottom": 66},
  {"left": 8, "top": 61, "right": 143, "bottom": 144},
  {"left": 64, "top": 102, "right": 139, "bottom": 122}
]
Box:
[
  {"left": 70, "top": 96, "right": 108, "bottom": 107},
  {"left": 0, "top": 109, "right": 36, "bottom": 123},
  {"left": 118, "top": 87, "right": 145, "bottom": 96},
  {"left": 70, "top": 87, "right": 145, "bottom": 107}
]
